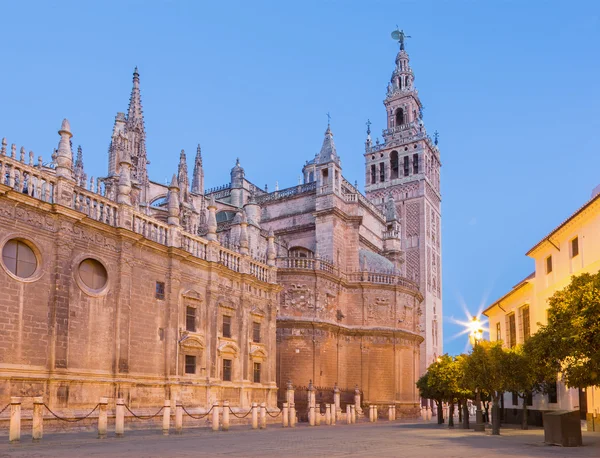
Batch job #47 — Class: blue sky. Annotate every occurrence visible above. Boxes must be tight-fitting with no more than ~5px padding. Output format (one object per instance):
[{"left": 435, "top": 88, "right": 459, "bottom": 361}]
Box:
[{"left": 2, "top": 1, "right": 599, "bottom": 354}]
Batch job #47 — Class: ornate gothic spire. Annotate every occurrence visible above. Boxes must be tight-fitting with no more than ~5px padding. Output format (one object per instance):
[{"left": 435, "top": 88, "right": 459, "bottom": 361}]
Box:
[
  {"left": 127, "top": 67, "right": 144, "bottom": 130},
  {"left": 177, "top": 149, "right": 189, "bottom": 202},
  {"left": 125, "top": 67, "right": 148, "bottom": 187},
  {"left": 191, "top": 144, "right": 204, "bottom": 194},
  {"left": 74, "top": 145, "right": 85, "bottom": 186}
]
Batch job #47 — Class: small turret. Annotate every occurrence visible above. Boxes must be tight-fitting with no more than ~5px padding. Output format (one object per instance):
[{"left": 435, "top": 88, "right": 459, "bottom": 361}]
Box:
[
  {"left": 167, "top": 174, "right": 180, "bottom": 226},
  {"left": 238, "top": 211, "right": 249, "bottom": 255},
  {"left": 244, "top": 193, "right": 261, "bottom": 227},
  {"left": 266, "top": 228, "right": 276, "bottom": 266},
  {"left": 117, "top": 149, "right": 133, "bottom": 205},
  {"left": 206, "top": 195, "right": 218, "bottom": 241},
  {"left": 55, "top": 119, "right": 73, "bottom": 179},
  {"left": 230, "top": 158, "right": 245, "bottom": 207}
]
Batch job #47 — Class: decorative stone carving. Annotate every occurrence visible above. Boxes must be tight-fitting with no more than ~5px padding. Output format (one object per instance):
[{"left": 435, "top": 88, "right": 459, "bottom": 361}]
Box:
[{"left": 282, "top": 284, "right": 314, "bottom": 310}]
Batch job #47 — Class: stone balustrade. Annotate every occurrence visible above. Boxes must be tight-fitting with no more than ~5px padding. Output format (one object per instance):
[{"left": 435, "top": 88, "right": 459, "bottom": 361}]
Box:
[
  {"left": 180, "top": 232, "right": 208, "bottom": 260},
  {"left": 133, "top": 211, "right": 170, "bottom": 245},
  {"left": 73, "top": 187, "right": 119, "bottom": 227},
  {"left": 0, "top": 138, "right": 276, "bottom": 284},
  {"left": 276, "top": 257, "right": 419, "bottom": 292},
  {"left": 0, "top": 145, "right": 56, "bottom": 204}
]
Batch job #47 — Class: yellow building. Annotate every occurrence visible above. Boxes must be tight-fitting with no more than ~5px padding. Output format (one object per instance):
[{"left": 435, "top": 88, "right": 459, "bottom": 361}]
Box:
[{"left": 483, "top": 187, "right": 600, "bottom": 426}]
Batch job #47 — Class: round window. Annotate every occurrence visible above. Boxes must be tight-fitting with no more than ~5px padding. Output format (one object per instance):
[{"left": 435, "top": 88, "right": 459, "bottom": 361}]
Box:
[
  {"left": 2, "top": 239, "right": 37, "bottom": 278},
  {"left": 78, "top": 259, "right": 108, "bottom": 291}
]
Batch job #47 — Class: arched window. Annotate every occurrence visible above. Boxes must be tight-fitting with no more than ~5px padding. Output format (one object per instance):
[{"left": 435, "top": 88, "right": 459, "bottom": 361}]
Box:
[
  {"left": 309, "top": 171, "right": 314, "bottom": 183},
  {"left": 395, "top": 108, "right": 404, "bottom": 126},
  {"left": 216, "top": 211, "right": 236, "bottom": 223},
  {"left": 370, "top": 164, "right": 376, "bottom": 184},
  {"left": 390, "top": 151, "right": 399, "bottom": 179},
  {"left": 289, "top": 247, "right": 313, "bottom": 258}
]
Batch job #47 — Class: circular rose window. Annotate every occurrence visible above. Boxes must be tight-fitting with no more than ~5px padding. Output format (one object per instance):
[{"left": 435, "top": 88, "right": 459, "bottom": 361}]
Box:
[
  {"left": 78, "top": 258, "right": 108, "bottom": 291},
  {"left": 2, "top": 239, "right": 38, "bottom": 279}
]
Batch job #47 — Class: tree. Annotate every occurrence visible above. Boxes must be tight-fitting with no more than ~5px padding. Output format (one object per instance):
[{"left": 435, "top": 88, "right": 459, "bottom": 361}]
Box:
[
  {"left": 417, "top": 355, "right": 467, "bottom": 427},
  {"left": 417, "top": 371, "right": 445, "bottom": 424},
  {"left": 462, "top": 341, "right": 510, "bottom": 435},
  {"left": 534, "top": 271, "right": 600, "bottom": 389},
  {"left": 454, "top": 354, "right": 474, "bottom": 429}
]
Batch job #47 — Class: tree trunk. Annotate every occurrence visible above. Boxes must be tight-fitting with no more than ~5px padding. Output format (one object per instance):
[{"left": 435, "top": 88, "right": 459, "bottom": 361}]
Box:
[
  {"left": 448, "top": 402, "right": 455, "bottom": 428},
  {"left": 521, "top": 395, "right": 529, "bottom": 430},
  {"left": 437, "top": 401, "right": 444, "bottom": 424},
  {"left": 458, "top": 399, "right": 462, "bottom": 423},
  {"left": 491, "top": 397, "right": 501, "bottom": 435},
  {"left": 462, "top": 400, "right": 470, "bottom": 429}
]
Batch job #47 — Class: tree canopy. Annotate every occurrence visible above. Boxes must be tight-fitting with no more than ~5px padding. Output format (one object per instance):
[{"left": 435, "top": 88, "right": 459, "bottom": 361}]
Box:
[{"left": 534, "top": 271, "right": 600, "bottom": 388}]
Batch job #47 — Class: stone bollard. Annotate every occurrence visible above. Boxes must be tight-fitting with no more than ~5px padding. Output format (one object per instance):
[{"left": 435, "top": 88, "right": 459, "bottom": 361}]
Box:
[
  {"left": 9, "top": 397, "right": 21, "bottom": 443},
  {"left": 333, "top": 383, "right": 341, "bottom": 422},
  {"left": 350, "top": 405, "right": 356, "bottom": 423},
  {"left": 162, "top": 400, "right": 171, "bottom": 435},
  {"left": 307, "top": 380, "right": 315, "bottom": 427},
  {"left": 354, "top": 385, "right": 362, "bottom": 417},
  {"left": 175, "top": 401, "right": 183, "bottom": 434},
  {"left": 115, "top": 398, "right": 125, "bottom": 437},
  {"left": 98, "top": 397, "right": 108, "bottom": 439},
  {"left": 282, "top": 403, "right": 289, "bottom": 427},
  {"left": 222, "top": 401, "right": 230, "bottom": 431},
  {"left": 388, "top": 405, "right": 393, "bottom": 421},
  {"left": 289, "top": 402, "right": 296, "bottom": 428},
  {"left": 32, "top": 396, "right": 44, "bottom": 442},
  {"left": 211, "top": 402, "right": 219, "bottom": 432},
  {"left": 315, "top": 405, "right": 321, "bottom": 426},
  {"left": 260, "top": 403, "right": 267, "bottom": 429},
  {"left": 346, "top": 405, "right": 352, "bottom": 424},
  {"left": 374, "top": 405, "right": 378, "bottom": 422},
  {"left": 392, "top": 405, "right": 396, "bottom": 420},
  {"left": 325, "top": 404, "right": 331, "bottom": 425},
  {"left": 286, "top": 380, "right": 295, "bottom": 407},
  {"left": 251, "top": 403, "right": 258, "bottom": 429}
]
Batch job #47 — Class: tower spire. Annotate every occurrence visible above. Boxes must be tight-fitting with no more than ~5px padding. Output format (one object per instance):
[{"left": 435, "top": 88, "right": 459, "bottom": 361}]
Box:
[
  {"left": 127, "top": 67, "right": 144, "bottom": 128},
  {"left": 74, "top": 145, "right": 85, "bottom": 186},
  {"left": 191, "top": 144, "right": 204, "bottom": 195},
  {"left": 316, "top": 122, "right": 339, "bottom": 165},
  {"left": 177, "top": 149, "right": 190, "bottom": 202},
  {"left": 124, "top": 67, "right": 148, "bottom": 192}
]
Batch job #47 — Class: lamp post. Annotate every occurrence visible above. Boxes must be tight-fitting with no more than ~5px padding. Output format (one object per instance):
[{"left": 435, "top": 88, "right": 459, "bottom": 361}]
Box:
[{"left": 469, "top": 316, "right": 485, "bottom": 432}]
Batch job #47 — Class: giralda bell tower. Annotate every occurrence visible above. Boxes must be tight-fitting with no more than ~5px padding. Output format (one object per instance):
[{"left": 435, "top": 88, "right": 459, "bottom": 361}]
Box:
[{"left": 364, "top": 30, "right": 443, "bottom": 375}]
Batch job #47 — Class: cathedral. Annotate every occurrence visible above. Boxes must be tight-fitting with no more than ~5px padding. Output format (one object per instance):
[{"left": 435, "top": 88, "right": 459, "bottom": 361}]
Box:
[{"left": 0, "top": 35, "right": 442, "bottom": 418}]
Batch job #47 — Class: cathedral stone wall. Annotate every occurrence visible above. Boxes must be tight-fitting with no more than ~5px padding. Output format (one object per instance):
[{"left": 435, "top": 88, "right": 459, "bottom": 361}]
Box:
[{"left": 0, "top": 183, "right": 278, "bottom": 411}]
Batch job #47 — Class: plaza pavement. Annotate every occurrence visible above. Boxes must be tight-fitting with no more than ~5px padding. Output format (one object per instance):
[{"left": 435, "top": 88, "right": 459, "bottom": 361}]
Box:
[{"left": 1, "top": 420, "right": 599, "bottom": 458}]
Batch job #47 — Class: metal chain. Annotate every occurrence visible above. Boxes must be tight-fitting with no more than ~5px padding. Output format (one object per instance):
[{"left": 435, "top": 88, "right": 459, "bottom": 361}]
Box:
[
  {"left": 181, "top": 404, "right": 213, "bottom": 419},
  {"left": 124, "top": 405, "right": 164, "bottom": 420},
  {"left": 266, "top": 408, "right": 282, "bottom": 418},
  {"left": 43, "top": 403, "right": 99, "bottom": 423},
  {"left": 228, "top": 406, "right": 252, "bottom": 419},
  {"left": 0, "top": 404, "right": 10, "bottom": 416}
]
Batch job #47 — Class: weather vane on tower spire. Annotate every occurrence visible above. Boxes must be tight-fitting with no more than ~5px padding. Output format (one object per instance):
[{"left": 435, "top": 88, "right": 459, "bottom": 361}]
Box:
[{"left": 391, "top": 27, "right": 411, "bottom": 51}]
